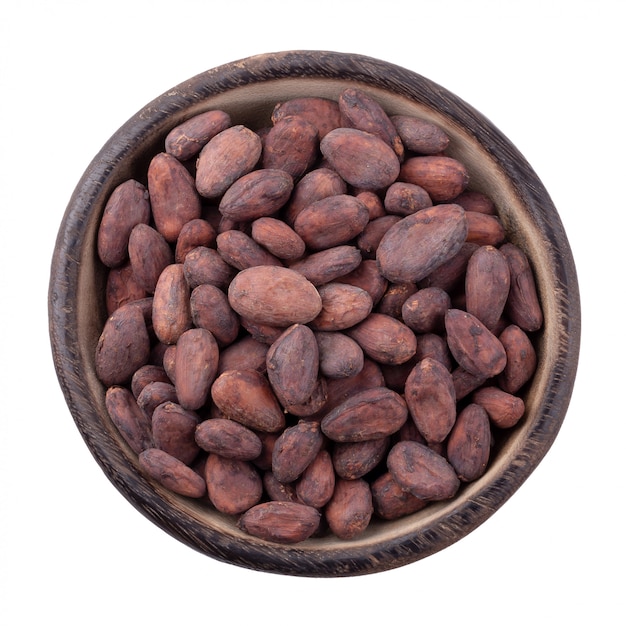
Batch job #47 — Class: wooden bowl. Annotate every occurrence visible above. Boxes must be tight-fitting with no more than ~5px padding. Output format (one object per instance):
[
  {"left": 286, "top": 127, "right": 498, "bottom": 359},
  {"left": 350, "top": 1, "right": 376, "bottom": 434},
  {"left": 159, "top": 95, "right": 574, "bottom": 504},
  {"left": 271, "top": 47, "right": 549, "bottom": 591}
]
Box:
[{"left": 49, "top": 51, "right": 580, "bottom": 577}]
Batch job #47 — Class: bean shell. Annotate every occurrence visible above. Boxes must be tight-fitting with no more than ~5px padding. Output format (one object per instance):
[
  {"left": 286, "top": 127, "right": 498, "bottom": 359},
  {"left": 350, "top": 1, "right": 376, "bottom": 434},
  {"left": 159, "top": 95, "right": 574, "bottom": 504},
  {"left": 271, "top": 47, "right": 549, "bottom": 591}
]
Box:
[
  {"left": 152, "top": 401, "right": 200, "bottom": 465},
  {"left": 266, "top": 324, "right": 319, "bottom": 407},
  {"left": 387, "top": 440, "right": 460, "bottom": 501},
  {"left": 195, "top": 125, "right": 262, "bottom": 198},
  {"left": 164, "top": 109, "right": 231, "bottom": 161},
  {"left": 399, "top": 155, "right": 469, "bottom": 202},
  {"left": 320, "top": 127, "right": 400, "bottom": 190},
  {"left": 405, "top": 357, "right": 457, "bottom": 444},
  {"left": 445, "top": 309, "right": 507, "bottom": 378},
  {"left": 195, "top": 418, "right": 262, "bottom": 461},
  {"left": 324, "top": 478, "right": 373, "bottom": 540},
  {"left": 228, "top": 266, "right": 322, "bottom": 326},
  {"left": 210, "top": 369, "right": 285, "bottom": 433},
  {"left": 271, "top": 420, "right": 325, "bottom": 484},
  {"left": 139, "top": 448, "right": 206, "bottom": 498},
  {"left": 377, "top": 203, "right": 468, "bottom": 284},
  {"left": 296, "top": 449, "right": 336, "bottom": 509},
  {"left": 151, "top": 263, "right": 192, "bottom": 345},
  {"left": 97, "top": 179, "right": 150, "bottom": 268},
  {"left": 105, "top": 385, "right": 154, "bottom": 454},
  {"left": 174, "top": 328, "right": 219, "bottom": 411},
  {"left": 204, "top": 454, "right": 262, "bottom": 515},
  {"left": 95, "top": 303, "right": 151, "bottom": 386},
  {"left": 147, "top": 152, "right": 202, "bottom": 242},
  {"left": 238, "top": 501, "right": 321, "bottom": 544},
  {"left": 446, "top": 403, "right": 491, "bottom": 482},
  {"left": 310, "top": 282, "right": 373, "bottom": 331},
  {"left": 321, "top": 386, "right": 408, "bottom": 442},
  {"left": 219, "top": 168, "right": 294, "bottom": 222}
]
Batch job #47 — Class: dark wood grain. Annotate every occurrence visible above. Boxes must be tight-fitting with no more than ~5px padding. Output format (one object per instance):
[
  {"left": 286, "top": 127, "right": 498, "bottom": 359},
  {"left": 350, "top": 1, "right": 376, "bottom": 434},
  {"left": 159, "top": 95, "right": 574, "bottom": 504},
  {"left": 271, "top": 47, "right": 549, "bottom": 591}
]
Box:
[{"left": 48, "top": 50, "right": 581, "bottom": 577}]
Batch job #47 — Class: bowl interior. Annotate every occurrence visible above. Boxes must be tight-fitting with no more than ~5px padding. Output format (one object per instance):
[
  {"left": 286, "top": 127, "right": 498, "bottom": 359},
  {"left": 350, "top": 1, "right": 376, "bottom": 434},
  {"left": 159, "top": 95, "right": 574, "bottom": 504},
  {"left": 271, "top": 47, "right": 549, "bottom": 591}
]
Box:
[{"left": 50, "top": 51, "right": 580, "bottom": 577}]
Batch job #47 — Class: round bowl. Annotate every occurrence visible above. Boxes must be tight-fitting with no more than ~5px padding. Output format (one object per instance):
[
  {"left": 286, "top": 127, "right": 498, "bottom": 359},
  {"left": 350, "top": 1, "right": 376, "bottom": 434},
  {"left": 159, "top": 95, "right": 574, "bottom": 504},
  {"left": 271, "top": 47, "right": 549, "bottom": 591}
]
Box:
[{"left": 49, "top": 50, "right": 580, "bottom": 577}]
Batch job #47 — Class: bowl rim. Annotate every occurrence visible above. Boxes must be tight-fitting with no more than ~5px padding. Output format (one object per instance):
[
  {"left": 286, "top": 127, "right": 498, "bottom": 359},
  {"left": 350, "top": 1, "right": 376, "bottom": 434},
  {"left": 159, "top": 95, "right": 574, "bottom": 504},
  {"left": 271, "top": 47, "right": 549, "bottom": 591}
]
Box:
[{"left": 49, "top": 50, "right": 581, "bottom": 577}]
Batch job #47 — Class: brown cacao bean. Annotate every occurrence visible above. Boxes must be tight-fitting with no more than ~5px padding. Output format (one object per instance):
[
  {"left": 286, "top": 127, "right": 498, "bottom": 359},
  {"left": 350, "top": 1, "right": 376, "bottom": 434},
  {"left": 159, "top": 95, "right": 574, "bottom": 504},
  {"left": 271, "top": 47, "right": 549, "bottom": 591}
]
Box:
[
  {"left": 399, "top": 155, "right": 469, "bottom": 202},
  {"left": 271, "top": 96, "right": 342, "bottom": 139},
  {"left": 165, "top": 109, "right": 231, "bottom": 161},
  {"left": 148, "top": 152, "right": 202, "bottom": 242},
  {"left": 289, "top": 245, "right": 363, "bottom": 287},
  {"left": 210, "top": 369, "right": 285, "bottom": 433},
  {"left": 95, "top": 303, "right": 151, "bottom": 386},
  {"left": 216, "top": 229, "right": 283, "bottom": 270},
  {"left": 465, "top": 245, "right": 510, "bottom": 331},
  {"left": 183, "top": 246, "right": 237, "bottom": 291},
  {"left": 321, "top": 386, "right": 407, "bottom": 442},
  {"left": 228, "top": 265, "right": 322, "bottom": 327},
  {"left": 195, "top": 125, "right": 262, "bottom": 199},
  {"left": 139, "top": 448, "right": 207, "bottom": 498},
  {"left": 465, "top": 211, "right": 507, "bottom": 246},
  {"left": 271, "top": 420, "right": 325, "bottom": 484},
  {"left": 195, "top": 418, "right": 262, "bottom": 461},
  {"left": 451, "top": 189, "right": 497, "bottom": 215},
  {"left": 445, "top": 309, "right": 507, "bottom": 378},
  {"left": 294, "top": 194, "right": 370, "bottom": 250},
  {"left": 401, "top": 287, "right": 450, "bottom": 334},
  {"left": 174, "top": 328, "right": 219, "bottom": 411},
  {"left": 151, "top": 263, "right": 192, "bottom": 345},
  {"left": 238, "top": 501, "right": 321, "bottom": 544},
  {"left": 217, "top": 335, "right": 269, "bottom": 375},
  {"left": 390, "top": 114, "right": 450, "bottom": 155},
  {"left": 325, "top": 478, "right": 373, "bottom": 540},
  {"left": 332, "top": 437, "right": 389, "bottom": 480},
  {"left": 338, "top": 87, "right": 404, "bottom": 161},
  {"left": 357, "top": 214, "right": 402, "bottom": 260},
  {"left": 284, "top": 167, "right": 347, "bottom": 226},
  {"left": 446, "top": 403, "right": 491, "bottom": 482},
  {"left": 377, "top": 203, "right": 468, "bottom": 284},
  {"left": 315, "top": 331, "right": 364, "bottom": 379},
  {"left": 105, "top": 385, "right": 154, "bottom": 454},
  {"left": 310, "top": 282, "right": 373, "bottom": 332},
  {"left": 262, "top": 115, "right": 319, "bottom": 178},
  {"left": 204, "top": 453, "right": 263, "bottom": 515},
  {"left": 371, "top": 472, "right": 428, "bottom": 520},
  {"left": 219, "top": 168, "right": 294, "bottom": 222},
  {"left": 266, "top": 324, "right": 319, "bottom": 407},
  {"left": 131, "top": 364, "right": 171, "bottom": 399},
  {"left": 190, "top": 283, "right": 240, "bottom": 348},
  {"left": 152, "top": 401, "right": 200, "bottom": 465},
  {"left": 404, "top": 358, "right": 457, "bottom": 444},
  {"left": 320, "top": 127, "right": 400, "bottom": 190},
  {"left": 250, "top": 217, "right": 306, "bottom": 261},
  {"left": 295, "top": 449, "right": 336, "bottom": 508},
  {"left": 128, "top": 223, "right": 174, "bottom": 293},
  {"left": 497, "top": 324, "right": 538, "bottom": 393},
  {"left": 473, "top": 386, "right": 526, "bottom": 429},
  {"left": 174, "top": 218, "right": 217, "bottom": 263},
  {"left": 383, "top": 181, "right": 433, "bottom": 216},
  {"left": 387, "top": 440, "right": 460, "bottom": 501},
  {"left": 136, "top": 381, "right": 177, "bottom": 417},
  {"left": 347, "top": 313, "right": 417, "bottom": 365},
  {"left": 97, "top": 179, "right": 151, "bottom": 268},
  {"left": 105, "top": 262, "right": 148, "bottom": 315},
  {"left": 500, "top": 243, "right": 544, "bottom": 332}
]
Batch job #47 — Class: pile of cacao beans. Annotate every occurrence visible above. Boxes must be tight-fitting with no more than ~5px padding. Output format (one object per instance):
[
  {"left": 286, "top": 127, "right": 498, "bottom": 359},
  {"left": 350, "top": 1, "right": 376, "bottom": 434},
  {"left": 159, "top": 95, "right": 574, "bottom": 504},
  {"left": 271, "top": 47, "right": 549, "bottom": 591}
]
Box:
[{"left": 94, "top": 87, "right": 543, "bottom": 544}]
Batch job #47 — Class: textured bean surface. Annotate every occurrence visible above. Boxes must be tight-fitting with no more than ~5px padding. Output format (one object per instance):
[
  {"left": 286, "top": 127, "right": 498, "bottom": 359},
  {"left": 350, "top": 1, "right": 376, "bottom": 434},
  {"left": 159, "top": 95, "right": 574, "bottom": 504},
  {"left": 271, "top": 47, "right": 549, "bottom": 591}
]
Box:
[{"left": 94, "top": 87, "right": 543, "bottom": 544}]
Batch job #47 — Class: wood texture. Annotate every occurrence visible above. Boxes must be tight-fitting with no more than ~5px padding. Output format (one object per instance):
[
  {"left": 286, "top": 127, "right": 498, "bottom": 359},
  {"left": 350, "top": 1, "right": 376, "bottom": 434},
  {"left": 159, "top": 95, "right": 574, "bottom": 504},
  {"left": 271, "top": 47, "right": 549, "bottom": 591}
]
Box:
[{"left": 48, "top": 50, "right": 581, "bottom": 577}]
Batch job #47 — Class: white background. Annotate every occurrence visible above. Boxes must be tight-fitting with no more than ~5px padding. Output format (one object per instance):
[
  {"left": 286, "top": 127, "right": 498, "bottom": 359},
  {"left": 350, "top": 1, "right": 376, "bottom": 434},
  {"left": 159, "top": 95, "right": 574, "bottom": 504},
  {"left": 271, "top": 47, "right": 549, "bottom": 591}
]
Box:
[{"left": 1, "top": 1, "right": 624, "bottom": 624}]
